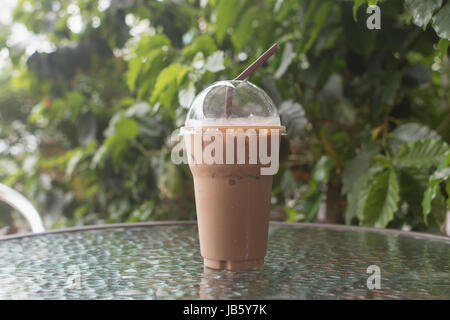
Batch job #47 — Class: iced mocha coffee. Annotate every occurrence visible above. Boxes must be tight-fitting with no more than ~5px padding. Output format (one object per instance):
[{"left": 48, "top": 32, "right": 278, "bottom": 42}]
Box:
[{"left": 181, "top": 80, "right": 284, "bottom": 270}]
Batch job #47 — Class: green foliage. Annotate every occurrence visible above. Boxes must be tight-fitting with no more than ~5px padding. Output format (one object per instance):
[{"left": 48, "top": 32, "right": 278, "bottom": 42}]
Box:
[
  {"left": 345, "top": 165, "right": 382, "bottom": 225},
  {"left": 303, "top": 2, "right": 333, "bottom": 53},
  {"left": 393, "top": 139, "right": 449, "bottom": 168},
  {"left": 278, "top": 100, "right": 308, "bottom": 138},
  {"left": 231, "top": 7, "right": 259, "bottom": 51},
  {"left": 353, "top": 0, "right": 366, "bottom": 21},
  {"left": 104, "top": 118, "right": 140, "bottom": 171},
  {"left": 344, "top": 120, "right": 449, "bottom": 229},
  {"left": 216, "top": 0, "right": 239, "bottom": 43},
  {"left": 1, "top": 0, "right": 450, "bottom": 234},
  {"left": 422, "top": 153, "right": 450, "bottom": 224},
  {"left": 405, "top": 0, "right": 442, "bottom": 28},
  {"left": 282, "top": 155, "right": 333, "bottom": 223},
  {"left": 437, "top": 39, "right": 450, "bottom": 59},
  {"left": 360, "top": 169, "right": 400, "bottom": 228},
  {"left": 405, "top": 0, "right": 450, "bottom": 41},
  {"left": 151, "top": 63, "right": 188, "bottom": 107},
  {"left": 432, "top": 2, "right": 450, "bottom": 40},
  {"left": 342, "top": 144, "right": 378, "bottom": 194},
  {"left": 388, "top": 123, "right": 440, "bottom": 151}
]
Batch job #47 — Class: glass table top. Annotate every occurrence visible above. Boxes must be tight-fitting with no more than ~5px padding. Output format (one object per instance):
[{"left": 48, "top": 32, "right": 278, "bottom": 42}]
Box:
[{"left": 0, "top": 222, "right": 448, "bottom": 299}]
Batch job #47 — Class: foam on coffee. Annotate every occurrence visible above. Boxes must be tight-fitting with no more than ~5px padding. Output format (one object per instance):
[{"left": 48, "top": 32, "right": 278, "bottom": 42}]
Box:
[{"left": 185, "top": 116, "right": 281, "bottom": 127}]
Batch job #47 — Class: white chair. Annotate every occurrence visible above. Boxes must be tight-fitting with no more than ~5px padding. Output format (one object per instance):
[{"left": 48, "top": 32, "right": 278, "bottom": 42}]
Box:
[{"left": 0, "top": 183, "right": 45, "bottom": 233}]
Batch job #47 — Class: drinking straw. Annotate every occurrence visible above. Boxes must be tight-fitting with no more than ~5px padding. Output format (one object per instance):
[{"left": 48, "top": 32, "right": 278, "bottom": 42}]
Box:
[
  {"left": 234, "top": 43, "right": 280, "bottom": 81},
  {"left": 225, "top": 43, "right": 280, "bottom": 118}
]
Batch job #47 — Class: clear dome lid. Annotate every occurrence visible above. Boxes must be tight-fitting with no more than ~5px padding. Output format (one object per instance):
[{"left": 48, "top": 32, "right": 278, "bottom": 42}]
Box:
[{"left": 184, "top": 80, "right": 281, "bottom": 127}]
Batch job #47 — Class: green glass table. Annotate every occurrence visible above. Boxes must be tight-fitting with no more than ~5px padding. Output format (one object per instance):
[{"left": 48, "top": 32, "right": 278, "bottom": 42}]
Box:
[{"left": 0, "top": 221, "right": 448, "bottom": 299}]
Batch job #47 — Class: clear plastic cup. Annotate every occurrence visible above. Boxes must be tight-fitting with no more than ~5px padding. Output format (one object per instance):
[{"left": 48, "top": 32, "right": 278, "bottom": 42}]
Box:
[{"left": 181, "top": 80, "right": 284, "bottom": 270}]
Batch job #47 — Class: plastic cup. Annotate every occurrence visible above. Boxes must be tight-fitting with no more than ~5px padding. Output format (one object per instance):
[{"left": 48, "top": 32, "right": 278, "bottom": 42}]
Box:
[{"left": 181, "top": 80, "right": 284, "bottom": 270}]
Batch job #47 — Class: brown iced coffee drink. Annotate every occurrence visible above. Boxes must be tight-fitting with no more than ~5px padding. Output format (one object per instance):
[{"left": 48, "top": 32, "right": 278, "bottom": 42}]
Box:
[
  {"left": 184, "top": 127, "right": 282, "bottom": 269},
  {"left": 181, "top": 80, "right": 284, "bottom": 270}
]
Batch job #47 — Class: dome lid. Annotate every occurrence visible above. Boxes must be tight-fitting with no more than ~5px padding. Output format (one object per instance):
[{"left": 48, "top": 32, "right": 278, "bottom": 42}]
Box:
[{"left": 185, "top": 80, "right": 280, "bottom": 127}]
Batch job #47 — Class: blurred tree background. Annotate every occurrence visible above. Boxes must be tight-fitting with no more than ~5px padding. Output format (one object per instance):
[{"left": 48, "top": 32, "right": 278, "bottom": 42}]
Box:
[{"left": 0, "top": 0, "right": 449, "bottom": 235}]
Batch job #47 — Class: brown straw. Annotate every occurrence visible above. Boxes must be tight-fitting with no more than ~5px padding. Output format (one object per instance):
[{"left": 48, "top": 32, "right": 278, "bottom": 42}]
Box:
[
  {"left": 234, "top": 43, "right": 280, "bottom": 81},
  {"left": 225, "top": 43, "right": 280, "bottom": 117}
]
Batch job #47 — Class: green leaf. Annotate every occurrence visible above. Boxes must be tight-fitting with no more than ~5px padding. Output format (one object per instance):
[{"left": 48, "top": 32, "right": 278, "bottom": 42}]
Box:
[
  {"left": 422, "top": 166, "right": 450, "bottom": 224},
  {"left": 422, "top": 164, "right": 447, "bottom": 228},
  {"left": 284, "top": 206, "right": 299, "bottom": 222},
  {"left": 151, "top": 64, "right": 188, "bottom": 105},
  {"left": 405, "top": 0, "right": 442, "bottom": 28},
  {"left": 427, "top": 191, "right": 446, "bottom": 229},
  {"left": 422, "top": 182, "right": 438, "bottom": 225},
  {"left": 274, "top": 42, "right": 296, "bottom": 79},
  {"left": 278, "top": 100, "right": 308, "bottom": 138},
  {"left": 113, "top": 118, "right": 139, "bottom": 141},
  {"left": 345, "top": 167, "right": 379, "bottom": 224},
  {"left": 311, "top": 156, "right": 333, "bottom": 185},
  {"left": 136, "top": 34, "right": 171, "bottom": 56},
  {"left": 135, "top": 48, "right": 169, "bottom": 99},
  {"left": 104, "top": 118, "right": 140, "bottom": 170},
  {"left": 216, "top": 0, "right": 239, "bottom": 42},
  {"left": 91, "top": 145, "right": 107, "bottom": 169},
  {"left": 446, "top": 181, "right": 450, "bottom": 207},
  {"left": 373, "top": 154, "right": 392, "bottom": 168},
  {"left": 127, "top": 57, "right": 141, "bottom": 91},
  {"left": 342, "top": 144, "right": 377, "bottom": 194},
  {"left": 352, "top": 0, "right": 365, "bottom": 21},
  {"left": 104, "top": 113, "right": 124, "bottom": 137},
  {"left": 431, "top": 2, "right": 450, "bottom": 40},
  {"left": 437, "top": 38, "right": 449, "bottom": 59},
  {"left": 398, "top": 168, "right": 429, "bottom": 220},
  {"left": 85, "top": 184, "right": 99, "bottom": 197},
  {"left": 231, "top": 7, "right": 259, "bottom": 51},
  {"left": 361, "top": 169, "right": 400, "bottom": 228},
  {"left": 388, "top": 123, "right": 440, "bottom": 152},
  {"left": 65, "top": 150, "right": 83, "bottom": 179},
  {"left": 303, "top": 2, "right": 333, "bottom": 52},
  {"left": 393, "top": 139, "right": 449, "bottom": 168},
  {"left": 430, "top": 167, "right": 450, "bottom": 181},
  {"left": 299, "top": 192, "right": 323, "bottom": 222},
  {"left": 159, "top": 81, "right": 178, "bottom": 108},
  {"left": 182, "top": 35, "right": 217, "bottom": 57}
]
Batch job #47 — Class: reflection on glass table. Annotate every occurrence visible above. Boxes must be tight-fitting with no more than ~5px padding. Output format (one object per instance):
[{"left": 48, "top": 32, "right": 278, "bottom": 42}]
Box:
[{"left": 0, "top": 222, "right": 448, "bottom": 299}]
